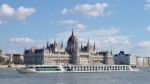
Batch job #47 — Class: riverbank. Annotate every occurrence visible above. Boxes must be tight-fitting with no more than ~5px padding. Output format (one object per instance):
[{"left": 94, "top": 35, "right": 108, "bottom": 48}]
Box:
[{"left": 0, "top": 64, "right": 25, "bottom": 68}]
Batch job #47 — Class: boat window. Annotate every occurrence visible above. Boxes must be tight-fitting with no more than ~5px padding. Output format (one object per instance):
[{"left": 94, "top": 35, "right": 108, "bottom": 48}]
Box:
[
  {"left": 107, "top": 67, "right": 109, "bottom": 71},
  {"left": 126, "top": 66, "right": 129, "bottom": 70},
  {"left": 33, "top": 66, "right": 62, "bottom": 71},
  {"left": 104, "top": 67, "right": 106, "bottom": 70},
  {"left": 28, "top": 67, "right": 34, "bottom": 68},
  {"left": 131, "top": 66, "right": 137, "bottom": 68}
]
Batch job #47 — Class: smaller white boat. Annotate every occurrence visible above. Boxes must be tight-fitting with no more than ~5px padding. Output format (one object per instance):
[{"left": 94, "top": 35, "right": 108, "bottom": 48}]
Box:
[
  {"left": 16, "top": 65, "right": 65, "bottom": 73},
  {"left": 16, "top": 64, "right": 139, "bottom": 73}
]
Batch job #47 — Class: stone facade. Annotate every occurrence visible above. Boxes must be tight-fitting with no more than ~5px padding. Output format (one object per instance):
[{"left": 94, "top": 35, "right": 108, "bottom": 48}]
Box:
[
  {"left": 136, "top": 57, "right": 144, "bottom": 67},
  {"left": 136, "top": 57, "right": 150, "bottom": 67},
  {"left": 0, "top": 53, "right": 10, "bottom": 63},
  {"left": 114, "top": 51, "right": 150, "bottom": 67},
  {"left": 114, "top": 51, "right": 137, "bottom": 66},
  {"left": 12, "top": 54, "right": 24, "bottom": 64},
  {"left": 24, "top": 30, "right": 114, "bottom": 65}
]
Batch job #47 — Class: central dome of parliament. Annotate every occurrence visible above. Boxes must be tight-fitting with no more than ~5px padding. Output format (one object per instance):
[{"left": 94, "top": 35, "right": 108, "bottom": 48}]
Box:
[
  {"left": 67, "top": 30, "right": 78, "bottom": 54},
  {"left": 67, "top": 30, "right": 77, "bottom": 44}
]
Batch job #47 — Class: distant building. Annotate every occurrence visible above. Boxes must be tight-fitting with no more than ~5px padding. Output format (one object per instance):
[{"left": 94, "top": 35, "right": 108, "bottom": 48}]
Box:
[
  {"left": 136, "top": 57, "right": 143, "bottom": 67},
  {"left": 138, "top": 57, "right": 150, "bottom": 67},
  {"left": 114, "top": 51, "right": 137, "bottom": 65},
  {"left": 143, "top": 57, "right": 148, "bottom": 67},
  {"left": 0, "top": 52, "right": 10, "bottom": 63},
  {"left": 148, "top": 57, "right": 150, "bottom": 67},
  {"left": 24, "top": 30, "right": 114, "bottom": 65},
  {"left": 0, "top": 49, "right": 2, "bottom": 54},
  {"left": 12, "top": 54, "right": 24, "bottom": 64},
  {"left": 5, "top": 53, "right": 12, "bottom": 63},
  {"left": 129, "top": 55, "right": 137, "bottom": 66}
]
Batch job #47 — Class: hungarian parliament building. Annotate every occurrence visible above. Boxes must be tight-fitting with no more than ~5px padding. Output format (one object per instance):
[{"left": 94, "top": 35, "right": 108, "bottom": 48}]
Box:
[{"left": 24, "top": 30, "right": 114, "bottom": 65}]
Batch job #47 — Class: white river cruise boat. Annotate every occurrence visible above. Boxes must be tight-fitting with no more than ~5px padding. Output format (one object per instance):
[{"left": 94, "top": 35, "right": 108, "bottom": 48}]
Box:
[{"left": 16, "top": 64, "right": 139, "bottom": 73}]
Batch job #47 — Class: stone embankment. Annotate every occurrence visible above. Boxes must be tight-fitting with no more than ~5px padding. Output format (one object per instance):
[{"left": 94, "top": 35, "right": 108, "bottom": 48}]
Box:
[{"left": 0, "top": 65, "right": 25, "bottom": 68}]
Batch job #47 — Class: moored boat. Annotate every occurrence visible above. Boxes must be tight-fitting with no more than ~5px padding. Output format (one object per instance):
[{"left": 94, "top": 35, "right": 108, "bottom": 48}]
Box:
[{"left": 16, "top": 64, "right": 139, "bottom": 73}]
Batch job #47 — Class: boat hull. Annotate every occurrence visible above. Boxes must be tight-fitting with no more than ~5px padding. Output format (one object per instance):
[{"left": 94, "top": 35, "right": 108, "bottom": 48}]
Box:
[{"left": 16, "top": 65, "right": 139, "bottom": 73}]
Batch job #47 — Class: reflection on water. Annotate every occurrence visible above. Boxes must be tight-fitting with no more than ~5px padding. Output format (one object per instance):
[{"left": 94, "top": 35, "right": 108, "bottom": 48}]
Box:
[{"left": 0, "top": 68, "right": 150, "bottom": 84}]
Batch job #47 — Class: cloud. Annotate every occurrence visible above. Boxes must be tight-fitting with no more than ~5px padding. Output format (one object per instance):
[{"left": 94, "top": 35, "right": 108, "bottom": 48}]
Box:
[
  {"left": 104, "top": 36, "right": 130, "bottom": 45},
  {"left": 10, "top": 37, "right": 34, "bottom": 44},
  {"left": 15, "top": 6, "right": 35, "bottom": 20},
  {"left": 0, "top": 4, "right": 35, "bottom": 23},
  {"left": 8, "top": 37, "right": 48, "bottom": 53},
  {"left": 9, "top": 37, "right": 46, "bottom": 49},
  {"left": 145, "top": 0, "right": 150, "bottom": 10},
  {"left": 77, "top": 27, "right": 120, "bottom": 37},
  {"left": 76, "top": 23, "right": 87, "bottom": 29},
  {"left": 0, "top": 20, "right": 3, "bottom": 24},
  {"left": 138, "top": 41, "right": 150, "bottom": 48},
  {"left": 58, "top": 19, "right": 78, "bottom": 25},
  {"left": 61, "top": 8, "right": 68, "bottom": 14},
  {"left": 147, "top": 26, "right": 150, "bottom": 32},
  {"left": 61, "top": 2, "right": 109, "bottom": 17},
  {"left": 58, "top": 19, "right": 87, "bottom": 30}
]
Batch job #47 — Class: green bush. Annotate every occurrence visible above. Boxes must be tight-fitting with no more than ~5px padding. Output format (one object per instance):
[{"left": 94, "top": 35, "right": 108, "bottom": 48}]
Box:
[{"left": 0, "top": 56, "right": 4, "bottom": 63}]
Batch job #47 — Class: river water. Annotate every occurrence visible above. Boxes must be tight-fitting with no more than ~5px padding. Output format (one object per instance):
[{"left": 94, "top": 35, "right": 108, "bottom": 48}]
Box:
[{"left": 0, "top": 68, "right": 150, "bottom": 84}]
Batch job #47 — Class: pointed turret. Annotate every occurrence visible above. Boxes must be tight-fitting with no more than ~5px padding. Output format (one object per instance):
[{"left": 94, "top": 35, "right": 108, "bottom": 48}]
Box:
[
  {"left": 111, "top": 50, "right": 113, "bottom": 55},
  {"left": 43, "top": 45, "right": 45, "bottom": 49},
  {"left": 87, "top": 38, "right": 90, "bottom": 48},
  {"left": 46, "top": 41, "right": 49, "bottom": 49},
  {"left": 93, "top": 42, "right": 96, "bottom": 50},
  {"left": 24, "top": 47, "right": 27, "bottom": 51},
  {"left": 86, "top": 38, "right": 90, "bottom": 52},
  {"left": 54, "top": 39, "right": 57, "bottom": 47},
  {"left": 24, "top": 47, "right": 27, "bottom": 54},
  {"left": 61, "top": 41, "right": 63, "bottom": 48},
  {"left": 81, "top": 42, "right": 83, "bottom": 49},
  {"left": 72, "top": 28, "right": 74, "bottom": 36}
]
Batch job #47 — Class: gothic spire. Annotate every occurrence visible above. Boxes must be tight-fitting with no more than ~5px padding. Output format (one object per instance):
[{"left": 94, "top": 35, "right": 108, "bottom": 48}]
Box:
[
  {"left": 81, "top": 42, "right": 83, "bottom": 49},
  {"left": 24, "top": 46, "right": 27, "bottom": 51},
  {"left": 43, "top": 45, "right": 45, "bottom": 50},
  {"left": 111, "top": 50, "right": 113, "bottom": 55},
  {"left": 93, "top": 42, "right": 96, "bottom": 50},
  {"left": 54, "top": 39, "right": 57, "bottom": 46},
  {"left": 87, "top": 38, "right": 90, "bottom": 48},
  {"left": 61, "top": 41, "right": 63, "bottom": 48},
  {"left": 72, "top": 28, "right": 74, "bottom": 36},
  {"left": 46, "top": 41, "right": 49, "bottom": 48},
  {"left": 87, "top": 38, "right": 90, "bottom": 52}
]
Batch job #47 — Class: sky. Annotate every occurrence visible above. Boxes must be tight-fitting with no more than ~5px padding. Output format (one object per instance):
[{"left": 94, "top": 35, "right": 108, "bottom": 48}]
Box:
[{"left": 0, "top": 0, "right": 150, "bottom": 56}]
